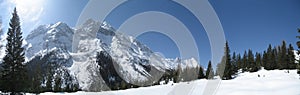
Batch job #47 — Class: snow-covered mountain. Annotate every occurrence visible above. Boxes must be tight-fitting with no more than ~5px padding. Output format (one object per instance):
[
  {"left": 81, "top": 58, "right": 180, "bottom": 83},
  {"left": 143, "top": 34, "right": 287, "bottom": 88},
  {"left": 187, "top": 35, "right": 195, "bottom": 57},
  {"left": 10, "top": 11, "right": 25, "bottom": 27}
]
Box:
[
  {"left": 25, "top": 22, "right": 74, "bottom": 59},
  {"left": 24, "top": 19, "right": 200, "bottom": 91}
]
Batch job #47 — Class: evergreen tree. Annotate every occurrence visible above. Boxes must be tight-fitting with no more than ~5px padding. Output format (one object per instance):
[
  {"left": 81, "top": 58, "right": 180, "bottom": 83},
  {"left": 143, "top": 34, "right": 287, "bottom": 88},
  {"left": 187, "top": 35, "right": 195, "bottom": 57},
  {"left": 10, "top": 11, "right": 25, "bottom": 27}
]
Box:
[
  {"left": 248, "top": 50, "right": 255, "bottom": 72},
  {"left": 287, "top": 44, "right": 296, "bottom": 69},
  {"left": 296, "top": 28, "right": 300, "bottom": 74},
  {"left": 262, "top": 51, "right": 268, "bottom": 69},
  {"left": 219, "top": 41, "right": 234, "bottom": 80},
  {"left": 236, "top": 54, "right": 242, "bottom": 70},
  {"left": 0, "top": 8, "right": 28, "bottom": 93},
  {"left": 45, "top": 63, "right": 55, "bottom": 92},
  {"left": 279, "top": 41, "right": 288, "bottom": 69},
  {"left": 206, "top": 61, "right": 214, "bottom": 79},
  {"left": 265, "top": 44, "right": 274, "bottom": 70},
  {"left": 198, "top": 66, "right": 205, "bottom": 79},
  {"left": 231, "top": 52, "right": 238, "bottom": 74},
  {"left": 253, "top": 52, "right": 261, "bottom": 72},
  {"left": 242, "top": 51, "right": 248, "bottom": 72},
  {"left": 0, "top": 17, "right": 4, "bottom": 52},
  {"left": 54, "top": 73, "right": 62, "bottom": 92},
  {"left": 271, "top": 47, "right": 277, "bottom": 69},
  {"left": 28, "top": 60, "right": 43, "bottom": 93},
  {"left": 173, "top": 64, "right": 181, "bottom": 83},
  {"left": 96, "top": 51, "right": 130, "bottom": 90}
]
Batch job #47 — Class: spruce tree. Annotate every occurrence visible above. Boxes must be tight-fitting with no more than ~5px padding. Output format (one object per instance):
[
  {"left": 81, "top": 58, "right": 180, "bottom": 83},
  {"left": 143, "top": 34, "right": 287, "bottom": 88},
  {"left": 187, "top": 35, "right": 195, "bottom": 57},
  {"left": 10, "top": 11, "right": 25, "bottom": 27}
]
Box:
[
  {"left": 54, "top": 74, "right": 62, "bottom": 92},
  {"left": 296, "top": 28, "right": 300, "bottom": 74},
  {"left": 0, "top": 17, "right": 4, "bottom": 53},
  {"left": 265, "top": 44, "right": 273, "bottom": 70},
  {"left": 262, "top": 51, "right": 268, "bottom": 69},
  {"left": 279, "top": 41, "right": 288, "bottom": 69},
  {"left": 248, "top": 50, "right": 255, "bottom": 72},
  {"left": 231, "top": 52, "right": 238, "bottom": 73},
  {"left": 198, "top": 66, "right": 205, "bottom": 79},
  {"left": 220, "top": 41, "right": 233, "bottom": 80},
  {"left": 206, "top": 61, "right": 214, "bottom": 79},
  {"left": 254, "top": 52, "right": 262, "bottom": 71},
  {"left": 287, "top": 44, "right": 296, "bottom": 69},
  {"left": 236, "top": 54, "right": 242, "bottom": 70},
  {"left": 0, "top": 8, "right": 28, "bottom": 93},
  {"left": 242, "top": 51, "right": 248, "bottom": 72},
  {"left": 271, "top": 48, "right": 277, "bottom": 69}
]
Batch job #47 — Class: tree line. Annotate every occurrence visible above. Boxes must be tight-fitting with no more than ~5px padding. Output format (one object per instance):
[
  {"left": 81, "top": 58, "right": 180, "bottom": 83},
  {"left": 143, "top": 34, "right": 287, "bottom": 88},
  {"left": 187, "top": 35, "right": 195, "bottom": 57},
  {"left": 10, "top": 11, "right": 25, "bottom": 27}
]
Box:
[{"left": 216, "top": 40, "right": 298, "bottom": 80}]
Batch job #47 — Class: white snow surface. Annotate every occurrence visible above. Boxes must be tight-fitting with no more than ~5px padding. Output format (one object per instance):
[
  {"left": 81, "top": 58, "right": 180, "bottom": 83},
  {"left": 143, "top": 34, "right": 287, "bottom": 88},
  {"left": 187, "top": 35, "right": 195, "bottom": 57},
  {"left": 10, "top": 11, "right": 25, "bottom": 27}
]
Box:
[
  {"left": 28, "top": 69, "right": 300, "bottom": 95},
  {"left": 25, "top": 22, "right": 74, "bottom": 59}
]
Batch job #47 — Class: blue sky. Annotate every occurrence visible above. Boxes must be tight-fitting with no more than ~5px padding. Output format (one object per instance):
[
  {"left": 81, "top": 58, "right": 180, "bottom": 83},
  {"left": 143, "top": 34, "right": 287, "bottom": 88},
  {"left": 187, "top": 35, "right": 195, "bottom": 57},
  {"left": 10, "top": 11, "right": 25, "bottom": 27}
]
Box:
[{"left": 0, "top": 0, "right": 300, "bottom": 67}]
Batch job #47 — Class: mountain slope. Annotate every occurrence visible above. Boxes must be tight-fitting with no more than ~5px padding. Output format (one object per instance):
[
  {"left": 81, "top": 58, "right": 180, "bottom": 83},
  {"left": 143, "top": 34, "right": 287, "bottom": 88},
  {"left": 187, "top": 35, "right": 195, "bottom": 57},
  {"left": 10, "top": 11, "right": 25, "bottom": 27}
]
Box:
[
  {"left": 25, "top": 22, "right": 74, "bottom": 59},
  {"left": 25, "top": 19, "right": 201, "bottom": 91}
]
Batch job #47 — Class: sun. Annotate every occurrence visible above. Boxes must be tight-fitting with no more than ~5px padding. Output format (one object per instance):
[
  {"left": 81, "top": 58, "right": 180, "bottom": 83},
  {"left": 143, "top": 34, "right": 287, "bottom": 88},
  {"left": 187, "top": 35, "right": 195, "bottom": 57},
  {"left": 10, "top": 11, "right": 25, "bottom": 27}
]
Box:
[{"left": 10, "top": 0, "right": 45, "bottom": 22}]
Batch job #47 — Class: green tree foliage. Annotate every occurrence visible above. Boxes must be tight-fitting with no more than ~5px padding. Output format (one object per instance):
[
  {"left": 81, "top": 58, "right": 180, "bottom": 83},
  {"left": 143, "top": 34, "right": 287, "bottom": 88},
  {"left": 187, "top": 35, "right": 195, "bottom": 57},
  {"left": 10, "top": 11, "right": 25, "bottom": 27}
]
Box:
[
  {"left": 198, "top": 66, "right": 205, "bottom": 79},
  {"left": 264, "top": 44, "right": 274, "bottom": 70},
  {"left": 242, "top": 51, "right": 248, "bottom": 72},
  {"left": 254, "top": 52, "right": 262, "bottom": 72},
  {"left": 278, "top": 41, "right": 288, "bottom": 69},
  {"left": 236, "top": 54, "right": 242, "bottom": 70},
  {"left": 231, "top": 52, "right": 238, "bottom": 74},
  {"left": 297, "top": 28, "right": 300, "bottom": 74},
  {"left": 96, "top": 51, "right": 130, "bottom": 90},
  {"left": 173, "top": 64, "right": 182, "bottom": 83},
  {"left": 0, "top": 8, "right": 28, "bottom": 93},
  {"left": 247, "top": 50, "right": 255, "bottom": 72},
  {"left": 218, "top": 41, "right": 234, "bottom": 80},
  {"left": 54, "top": 72, "right": 62, "bottom": 92},
  {"left": 287, "top": 44, "right": 296, "bottom": 69},
  {"left": 206, "top": 61, "right": 214, "bottom": 79}
]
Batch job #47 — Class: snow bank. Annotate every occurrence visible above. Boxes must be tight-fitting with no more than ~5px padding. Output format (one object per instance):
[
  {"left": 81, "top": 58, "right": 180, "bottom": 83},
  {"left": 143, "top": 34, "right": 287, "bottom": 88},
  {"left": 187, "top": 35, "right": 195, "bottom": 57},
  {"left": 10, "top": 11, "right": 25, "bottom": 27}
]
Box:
[{"left": 28, "top": 69, "right": 300, "bottom": 95}]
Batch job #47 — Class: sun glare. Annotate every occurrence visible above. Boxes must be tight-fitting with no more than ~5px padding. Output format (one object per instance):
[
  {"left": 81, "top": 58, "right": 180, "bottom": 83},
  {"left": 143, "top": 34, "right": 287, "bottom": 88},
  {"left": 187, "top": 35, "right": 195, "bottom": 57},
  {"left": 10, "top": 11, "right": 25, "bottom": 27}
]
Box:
[{"left": 11, "top": 0, "right": 45, "bottom": 22}]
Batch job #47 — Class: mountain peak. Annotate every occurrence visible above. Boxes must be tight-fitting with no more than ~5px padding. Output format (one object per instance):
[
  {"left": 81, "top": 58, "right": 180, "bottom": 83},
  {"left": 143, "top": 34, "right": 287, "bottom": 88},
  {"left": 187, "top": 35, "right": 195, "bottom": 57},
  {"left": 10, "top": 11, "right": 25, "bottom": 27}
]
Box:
[
  {"left": 25, "top": 22, "right": 74, "bottom": 58},
  {"left": 51, "top": 22, "right": 70, "bottom": 29}
]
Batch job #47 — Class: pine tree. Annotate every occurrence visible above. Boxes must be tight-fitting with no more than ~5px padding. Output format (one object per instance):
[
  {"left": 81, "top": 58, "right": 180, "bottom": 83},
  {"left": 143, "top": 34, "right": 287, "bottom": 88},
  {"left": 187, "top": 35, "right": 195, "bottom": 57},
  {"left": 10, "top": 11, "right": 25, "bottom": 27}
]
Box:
[
  {"left": 236, "top": 54, "right": 242, "bottom": 70},
  {"left": 0, "top": 17, "right": 4, "bottom": 52},
  {"left": 28, "top": 61, "right": 43, "bottom": 93},
  {"left": 0, "top": 8, "right": 28, "bottom": 93},
  {"left": 271, "top": 48, "right": 277, "bottom": 69},
  {"left": 265, "top": 44, "right": 273, "bottom": 70},
  {"left": 242, "top": 51, "right": 248, "bottom": 72},
  {"left": 287, "top": 44, "right": 296, "bottom": 69},
  {"left": 206, "top": 61, "right": 214, "bottom": 79},
  {"left": 174, "top": 64, "right": 182, "bottom": 83},
  {"left": 248, "top": 50, "right": 255, "bottom": 72},
  {"left": 279, "top": 41, "right": 288, "bottom": 69},
  {"left": 198, "top": 66, "right": 205, "bottom": 79},
  {"left": 254, "top": 52, "right": 262, "bottom": 71},
  {"left": 54, "top": 73, "right": 62, "bottom": 92},
  {"left": 262, "top": 51, "right": 268, "bottom": 69},
  {"left": 45, "top": 63, "right": 55, "bottom": 92},
  {"left": 219, "top": 41, "right": 233, "bottom": 80},
  {"left": 231, "top": 52, "right": 238, "bottom": 74},
  {"left": 296, "top": 28, "right": 300, "bottom": 74}
]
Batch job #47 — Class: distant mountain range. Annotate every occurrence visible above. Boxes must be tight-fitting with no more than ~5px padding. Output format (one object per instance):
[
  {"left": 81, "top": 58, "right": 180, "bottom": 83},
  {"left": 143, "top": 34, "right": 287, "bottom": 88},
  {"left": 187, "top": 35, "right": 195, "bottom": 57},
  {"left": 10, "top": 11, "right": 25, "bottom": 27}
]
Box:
[{"left": 22, "top": 19, "right": 200, "bottom": 91}]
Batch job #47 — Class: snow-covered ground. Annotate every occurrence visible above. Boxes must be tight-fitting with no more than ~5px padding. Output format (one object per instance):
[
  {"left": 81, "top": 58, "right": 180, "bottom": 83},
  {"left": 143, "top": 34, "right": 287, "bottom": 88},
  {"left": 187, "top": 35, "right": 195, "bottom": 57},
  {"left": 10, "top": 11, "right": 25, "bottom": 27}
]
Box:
[{"left": 28, "top": 69, "right": 300, "bottom": 95}]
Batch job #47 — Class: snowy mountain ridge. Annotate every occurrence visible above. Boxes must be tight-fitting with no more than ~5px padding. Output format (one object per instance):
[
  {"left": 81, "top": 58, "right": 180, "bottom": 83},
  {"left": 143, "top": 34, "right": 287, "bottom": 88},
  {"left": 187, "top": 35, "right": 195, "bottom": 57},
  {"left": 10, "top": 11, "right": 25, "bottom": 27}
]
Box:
[
  {"left": 24, "top": 19, "right": 200, "bottom": 91},
  {"left": 25, "top": 22, "right": 74, "bottom": 59}
]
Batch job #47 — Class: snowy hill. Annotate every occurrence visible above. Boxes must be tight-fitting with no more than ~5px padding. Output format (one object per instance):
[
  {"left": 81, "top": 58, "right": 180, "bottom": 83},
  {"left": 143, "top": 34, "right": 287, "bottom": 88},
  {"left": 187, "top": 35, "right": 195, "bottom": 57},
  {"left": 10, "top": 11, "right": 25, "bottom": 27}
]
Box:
[{"left": 28, "top": 69, "right": 300, "bottom": 95}]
